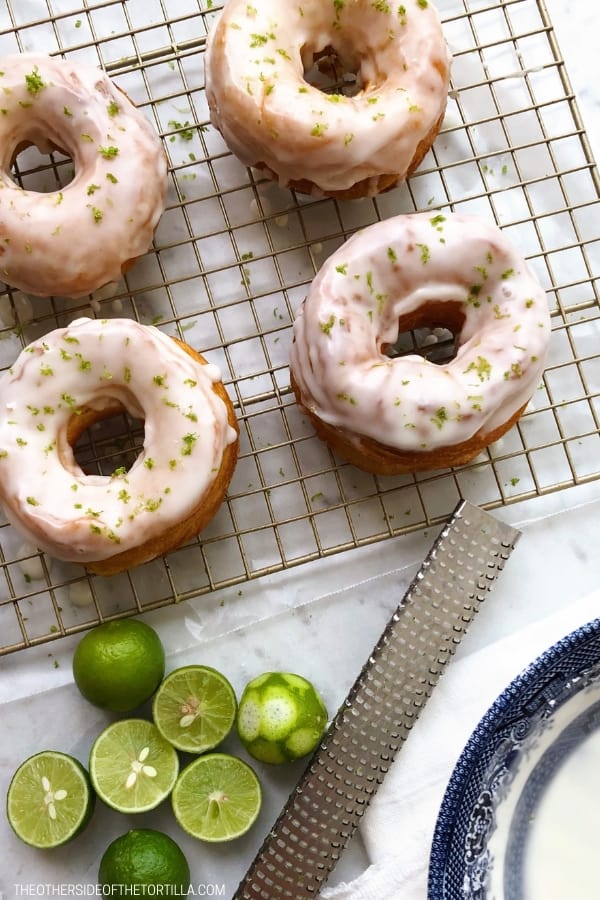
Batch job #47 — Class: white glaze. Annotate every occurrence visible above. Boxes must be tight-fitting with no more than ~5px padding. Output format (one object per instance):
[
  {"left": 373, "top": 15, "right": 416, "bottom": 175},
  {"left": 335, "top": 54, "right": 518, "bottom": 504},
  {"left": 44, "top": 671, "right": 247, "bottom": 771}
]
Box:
[
  {"left": 290, "top": 213, "right": 551, "bottom": 452},
  {"left": 205, "top": 0, "right": 451, "bottom": 195},
  {"left": 0, "top": 54, "right": 167, "bottom": 297},
  {"left": 0, "top": 318, "right": 237, "bottom": 564}
]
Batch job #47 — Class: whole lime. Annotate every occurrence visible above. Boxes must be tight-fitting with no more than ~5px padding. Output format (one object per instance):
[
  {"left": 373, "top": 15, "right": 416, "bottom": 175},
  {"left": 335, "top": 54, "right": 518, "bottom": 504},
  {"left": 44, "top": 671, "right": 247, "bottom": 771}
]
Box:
[
  {"left": 98, "top": 828, "right": 190, "bottom": 896},
  {"left": 236, "top": 672, "right": 328, "bottom": 764},
  {"left": 72, "top": 619, "right": 165, "bottom": 712}
]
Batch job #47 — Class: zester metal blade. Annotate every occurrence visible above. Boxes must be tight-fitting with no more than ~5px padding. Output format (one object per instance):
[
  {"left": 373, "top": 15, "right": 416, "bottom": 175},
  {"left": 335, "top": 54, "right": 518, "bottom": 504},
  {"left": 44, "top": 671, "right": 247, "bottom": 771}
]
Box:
[{"left": 234, "top": 500, "right": 521, "bottom": 899}]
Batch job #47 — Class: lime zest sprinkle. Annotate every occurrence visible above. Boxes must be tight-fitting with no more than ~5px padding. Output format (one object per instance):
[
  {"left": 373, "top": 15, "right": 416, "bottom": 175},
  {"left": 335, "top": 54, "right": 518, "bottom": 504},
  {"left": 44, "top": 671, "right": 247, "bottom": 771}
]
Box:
[
  {"left": 319, "top": 315, "right": 336, "bottom": 335},
  {"left": 181, "top": 433, "right": 198, "bottom": 455},
  {"left": 25, "top": 67, "right": 45, "bottom": 95},
  {"left": 464, "top": 355, "right": 492, "bottom": 382},
  {"left": 416, "top": 243, "right": 430, "bottom": 264}
]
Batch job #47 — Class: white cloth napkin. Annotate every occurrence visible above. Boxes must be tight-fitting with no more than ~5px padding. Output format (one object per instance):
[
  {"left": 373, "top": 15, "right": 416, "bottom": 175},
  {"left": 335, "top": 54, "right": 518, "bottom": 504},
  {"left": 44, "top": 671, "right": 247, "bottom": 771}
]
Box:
[{"left": 321, "top": 590, "right": 600, "bottom": 900}]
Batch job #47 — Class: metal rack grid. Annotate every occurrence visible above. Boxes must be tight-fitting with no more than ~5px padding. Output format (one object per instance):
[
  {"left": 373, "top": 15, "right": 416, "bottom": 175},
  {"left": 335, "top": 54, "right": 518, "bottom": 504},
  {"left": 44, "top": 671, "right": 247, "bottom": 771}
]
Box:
[{"left": 0, "top": 0, "right": 598, "bottom": 656}]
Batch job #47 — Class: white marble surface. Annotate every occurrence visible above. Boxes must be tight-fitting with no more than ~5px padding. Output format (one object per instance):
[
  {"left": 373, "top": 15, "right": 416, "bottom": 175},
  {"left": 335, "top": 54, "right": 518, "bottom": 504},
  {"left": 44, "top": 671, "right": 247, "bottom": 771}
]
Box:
[
  {"left": 546, "top": 0, "right": 600, "bottom": 161},
  {"left": 1, "top": 2, "right": 599, "bottom": 898}
]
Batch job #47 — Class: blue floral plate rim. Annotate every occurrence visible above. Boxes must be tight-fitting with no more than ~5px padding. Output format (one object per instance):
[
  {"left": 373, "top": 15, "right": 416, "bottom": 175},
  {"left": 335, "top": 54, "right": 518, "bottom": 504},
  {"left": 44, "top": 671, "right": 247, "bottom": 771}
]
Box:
[{"left": 428, "top": 616, "right": 600, "bottom": 900}]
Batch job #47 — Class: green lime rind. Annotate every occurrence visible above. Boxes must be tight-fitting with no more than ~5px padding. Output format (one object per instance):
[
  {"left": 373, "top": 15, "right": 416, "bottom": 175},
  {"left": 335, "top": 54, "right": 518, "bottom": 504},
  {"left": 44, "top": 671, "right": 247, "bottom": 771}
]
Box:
[
  {"left": 98, "top": 828, "right": 191, "bottom": 893},
  {"left": 89, "top": 719, "right": 179, "bottom": 814},
  {"left": 171, "top": 753, "right": 262, "bottom": 842},
  {"left": 73, "top": 620, "right": 165, "bottom": 713},
  {"left": 6, "top": 751, "right": 95, "bottom": 848},
  {"left": 152, "top": 665, "right": 237, "bottom": 754},
  {"left": 236, "top": 671, "right": 328, "bottom": 765}
]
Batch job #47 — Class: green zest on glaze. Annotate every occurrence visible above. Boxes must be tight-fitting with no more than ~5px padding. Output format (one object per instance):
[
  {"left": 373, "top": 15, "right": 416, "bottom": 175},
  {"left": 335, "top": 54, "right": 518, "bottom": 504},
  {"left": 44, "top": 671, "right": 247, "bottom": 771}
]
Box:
[
  {"left": 336, "top": 393, "right": 357, "bottom": 405},
  {"left": 464, "top": 356, "right": 492, "bottom": 382},
  {"left": 98, "top": 145, "right": 119, "bottom": 159},
  {"left": 181, "top": 433, "right": 199, "bottom": 455},
  {"left": 25, "top": 67, "right": 45, "bottom": 95},
  {"left": 319, "top": 315, "right": 336, "bottom": 335},
  {"left": 249, "top": 32, "right": 274, "bottom": 47},
  {"left": 430, "top": 407, "right": 447, "bottom": 430},
  {"left": 416, "top": 243, "right": 430, "bottom": 264}
]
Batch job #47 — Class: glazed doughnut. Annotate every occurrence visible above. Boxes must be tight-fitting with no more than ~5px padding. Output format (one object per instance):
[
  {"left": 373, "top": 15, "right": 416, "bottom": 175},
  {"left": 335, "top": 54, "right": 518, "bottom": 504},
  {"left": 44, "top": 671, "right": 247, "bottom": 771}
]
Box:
[
  {"left": 290, "top": 213, "right": 551, "bottom": 475},
  {"left": 205, "top": 0, "right": 450, "bottom": 199},
  {"left": 0, "top": 318, "right": 239, "bottom": 575},
  {"left": 0, "top": 54, "right": 167, "bottom": 298}
]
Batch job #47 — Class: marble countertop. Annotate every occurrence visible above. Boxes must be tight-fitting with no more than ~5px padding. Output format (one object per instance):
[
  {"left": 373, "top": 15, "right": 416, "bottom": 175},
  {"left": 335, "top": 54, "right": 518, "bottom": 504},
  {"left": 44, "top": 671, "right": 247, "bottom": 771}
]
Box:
[{"left": 1, "top": 1, "right": 599, "bottom": 897}]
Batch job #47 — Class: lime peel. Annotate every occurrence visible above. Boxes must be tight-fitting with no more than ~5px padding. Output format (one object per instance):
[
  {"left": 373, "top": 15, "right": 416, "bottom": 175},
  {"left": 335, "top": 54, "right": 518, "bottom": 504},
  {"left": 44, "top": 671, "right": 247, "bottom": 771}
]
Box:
[
  {"left": 236, "top": 671, "right": 328, "bottom": 765},
  {"left": 72, "top": 619, "right": 165, "bottom": 712},
  {"left": 99, "top": 828, "right": 190, "bottom": 892}
]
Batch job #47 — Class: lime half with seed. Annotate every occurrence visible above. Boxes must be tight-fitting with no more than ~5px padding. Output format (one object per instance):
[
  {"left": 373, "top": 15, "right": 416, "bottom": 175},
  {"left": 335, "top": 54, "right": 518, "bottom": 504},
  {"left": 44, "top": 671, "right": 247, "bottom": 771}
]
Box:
[
  {"left": 89, "top": 719, "right": 179, "bottom": 814},
  {"left": 7, "top": 751, "right": 95, "bottom": 848},
  {"left": 171, "top": 753, "right": 261, "bottom": 842},
  {"left": 152, "top": 665, "right": 237, "bottom": 754},
  {"left": 236, "top": 672, "right": 328, "bottom": 765}
]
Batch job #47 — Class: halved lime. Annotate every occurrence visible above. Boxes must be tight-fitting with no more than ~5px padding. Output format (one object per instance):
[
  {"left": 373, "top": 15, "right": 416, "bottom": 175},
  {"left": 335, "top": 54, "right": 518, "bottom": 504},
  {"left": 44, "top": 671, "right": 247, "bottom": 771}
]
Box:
[
  {"left": 6, "top": 751, "right": 95, "bottom": 848},
  {"left": 89, "top": 719, "right": 179, "bottom": 813},
  {"left": 171, "top": 753, "right": 261, "bottom": 842},
  {"left": 152, "top": 665, "right": 237, "bottom": 754},
  {"left": 236, "top": 671, "right": 328, "bottom": 764}
]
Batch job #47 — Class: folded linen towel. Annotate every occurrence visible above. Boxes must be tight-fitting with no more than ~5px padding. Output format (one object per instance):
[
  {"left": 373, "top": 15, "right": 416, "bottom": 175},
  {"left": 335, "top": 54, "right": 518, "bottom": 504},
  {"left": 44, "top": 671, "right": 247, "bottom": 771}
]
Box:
[{"left": 321, "top": 590, "right": 600, "bottom": 900}]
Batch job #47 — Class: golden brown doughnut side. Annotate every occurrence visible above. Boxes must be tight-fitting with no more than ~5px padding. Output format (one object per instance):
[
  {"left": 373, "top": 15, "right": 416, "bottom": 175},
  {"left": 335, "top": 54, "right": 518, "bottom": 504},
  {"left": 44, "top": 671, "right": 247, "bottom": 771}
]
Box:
[
  {"left": 273, "top": 109, "right": 447, "bottom": 201},
  {"left": 291, "top": 371, "right": 526, "bottom": 476},
  {"left": 66, "top": 338, "right": 239, "bottom": 576}
]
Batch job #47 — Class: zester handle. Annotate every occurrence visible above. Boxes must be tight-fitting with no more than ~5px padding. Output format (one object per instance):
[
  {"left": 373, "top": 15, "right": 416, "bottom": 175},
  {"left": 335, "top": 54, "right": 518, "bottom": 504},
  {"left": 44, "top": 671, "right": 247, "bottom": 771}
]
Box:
[{"left": 234, "top": 500, "right": 521, "bottom": 899}]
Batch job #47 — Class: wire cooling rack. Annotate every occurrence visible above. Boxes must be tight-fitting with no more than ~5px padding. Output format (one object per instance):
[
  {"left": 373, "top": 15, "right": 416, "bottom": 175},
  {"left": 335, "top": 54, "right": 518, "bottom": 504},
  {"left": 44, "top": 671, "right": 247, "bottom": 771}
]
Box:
[{"left": 0, "top": 0, "right": 598, "bottom": 656}]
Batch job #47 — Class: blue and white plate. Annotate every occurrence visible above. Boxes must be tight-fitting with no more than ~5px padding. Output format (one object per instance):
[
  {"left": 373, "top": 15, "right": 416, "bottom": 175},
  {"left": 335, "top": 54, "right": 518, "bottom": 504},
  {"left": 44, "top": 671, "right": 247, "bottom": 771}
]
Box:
[{"left": 428, "top": 618, "right": 600, "bottom": 900}]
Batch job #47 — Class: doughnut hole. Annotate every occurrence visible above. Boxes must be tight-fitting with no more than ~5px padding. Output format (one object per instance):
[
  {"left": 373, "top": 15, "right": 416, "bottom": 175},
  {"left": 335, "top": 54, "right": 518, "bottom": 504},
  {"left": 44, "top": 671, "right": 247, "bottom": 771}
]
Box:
[
  {"left": 299, "top": 6, "right": 406, "bottom": 99},
  {"left": 302, "top": 46, "right": 363, "bottom": 97},
  {"left": 68, "top": 403, "right": 146, "bottom": 479},
  {"left": 10, "top": 141, "right": 74, "bottom": 193},
  {"left": 382, "top": 301, "right": 466, "bottom": 366}
]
